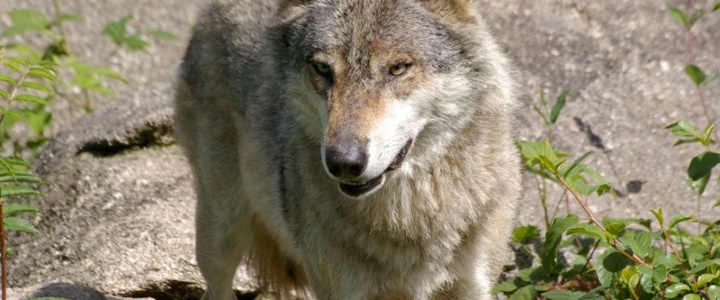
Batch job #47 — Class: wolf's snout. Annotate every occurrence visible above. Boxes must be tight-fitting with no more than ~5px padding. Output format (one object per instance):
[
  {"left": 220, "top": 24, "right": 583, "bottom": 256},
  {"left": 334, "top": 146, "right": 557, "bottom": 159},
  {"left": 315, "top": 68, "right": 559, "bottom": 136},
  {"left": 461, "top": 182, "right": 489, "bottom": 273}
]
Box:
[{"left": 325, "top": 145, "right": 368, "bottom": 179}]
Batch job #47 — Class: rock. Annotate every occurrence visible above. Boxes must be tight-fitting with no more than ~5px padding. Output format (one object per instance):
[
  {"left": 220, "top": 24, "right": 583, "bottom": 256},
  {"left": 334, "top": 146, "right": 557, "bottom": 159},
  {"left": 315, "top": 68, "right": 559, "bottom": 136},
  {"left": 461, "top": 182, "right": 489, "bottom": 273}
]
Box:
[
  {"left": 7, "top": 90, "right": 257, "bottom": 298},
  {"left": 8, "top": 282, "right": 152, "bottom": 300}
]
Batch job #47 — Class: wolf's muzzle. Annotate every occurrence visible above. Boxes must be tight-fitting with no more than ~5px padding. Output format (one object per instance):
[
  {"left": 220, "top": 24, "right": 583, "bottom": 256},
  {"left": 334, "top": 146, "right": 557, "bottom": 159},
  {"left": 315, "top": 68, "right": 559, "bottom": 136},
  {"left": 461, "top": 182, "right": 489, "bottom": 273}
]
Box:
[{"left": 325, "top": 144, "right": 368, "bottom": 180}]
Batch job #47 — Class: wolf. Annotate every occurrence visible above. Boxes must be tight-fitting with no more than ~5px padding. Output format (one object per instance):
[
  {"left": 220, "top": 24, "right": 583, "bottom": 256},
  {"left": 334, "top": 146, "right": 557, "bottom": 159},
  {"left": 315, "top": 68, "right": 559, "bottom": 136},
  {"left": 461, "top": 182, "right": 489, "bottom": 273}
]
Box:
[{"left": 174, "top": 0, "right": 521, "bottom": 299}]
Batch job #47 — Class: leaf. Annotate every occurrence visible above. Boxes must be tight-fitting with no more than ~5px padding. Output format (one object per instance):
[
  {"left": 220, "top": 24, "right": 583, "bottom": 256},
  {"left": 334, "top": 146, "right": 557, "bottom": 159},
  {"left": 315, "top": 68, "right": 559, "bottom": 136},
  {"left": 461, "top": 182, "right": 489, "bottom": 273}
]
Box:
[
  {"left": 666, "top": 283, "right": 691, "bottom": 298},
  {"left": 709, "top": 285, "right": 720, "bottom": 299},
  {"left": 103, "top": 15, "right": 133, "bottom": 45},
  {"left": 604, "top": 221, "right": 626, "bottom": 237},
  {"left": 632, "top": 231, "right": 652, "bottom": 258},
  {"left": 603, "top": 251, "right": 630, "bottom": 272},
  {"left": 604, "top": 217, "right": 652, "bottom": 230},
  {"left": 591, "top": 183, "right": 610, "bottom": 196},
  {"left": 0, "top": 173, "right": 43, "bottom": 184},
  {"left": 541, "top": 214, "right": 579, "bottom": 272},
  {"left": 3, "top": 59, "right": 24, "bottom": 73},
  {"left": 146, "top": 29, "right": 176, "bottom": 40},
  {"left": 1, "top": 185, "right": 41, "bottom": 197},
  {"left": 685, "top": 65, "right": 707, "bottom": 86},
  {"left": 689, "top": 259, "right": 720, "bottom": 274},
  {"left": 492, "top": 278, "right": 518, "bottom": 294},
  {"left": 513, "top": 225, "right": 540, "bottom": 243},
  {"left": 621, "top": 267, "right": 641, "bottom": 289},
  {"left": 3, "top": 203, "right": 38, "bottom": 216},
  {"left": 715, "top": 2, "right": 720, "bottom": 11},
  {"left": 509, "top": 285, "right": 537, "bottom": 300},
  {"left": 570, "top": 177, "right": 596, "bottom": 196},
  {"left": 26, "top": 106, "right": 52, "bottom": 136},
  {"left": 703, "top": 124, "right": 716, "bottom": 145},
  {"left": 93, "top": 67, "right": 127, "bottom": 83},
  {"left": 667, "top": 121, "right": 701, "bottom": 139},
  {"left": 670, "top": 8, "right": 689, "bottom": 28},
  {"left": 518, "top": 266, "right": 546, "bottom": 283},
  {"left": 58, "top": 13, "right": 83, "bottom": 22},
  {"left": 0, "top": 74, "right": 16, "bottom": 85},
  {"left": 688, "top": 151, "right": 720, "bottom": 180},
  {"left": 693, "top": 172, "right": 711, "bottom": 197},
  {"left": 697, "top": 273, "right": 717, "bottom": 288},
  {"left": 27, "top": 67, "right": 58, "bottom": 82},
  {"left": 0, "top": 89, "right": 9, "bottom": 100},
  {"left": 567, "top": 223, "right": 605, "bottom": 240},
  {"left": 4, "top": 217, "right": 38, "bottom": 233},
  {"left": 594, "top": 251, "right": 622, "bottom": 288},
  {"left": 7, "top": 56, "right": 32, "bottom": 67},
  {"left": 619, "top": 232, "right": 652, "bottom": 258},
  {"left": 19, "top": 81, "right": 54, "bottom": 94},
  {"left": 13, "top": 93, "right": 49, "bottom": 105},
  {"left": 654, "top": 254, "right": 681, "bottom": 269},
  {"left": 714, "top": 199, "right": 720, "bottom": 208},
  {"left": 2, "top": 9, "right": 50, "bottom": 37},
  {"left": 669, "top": 214, "right": 697, "bottom": 229},
  {"left": 542, "top": 290, "right": 587, "bottom": 300},
  {"left": 123, "top": 35, "right": 149, "bottom": 51},
  {"left": 549, "top": 89, "right": 570, "bottom": 124},
  {"left": 639, "top": 264, "right": 666, "bottom": 291},
  {"left": 689, "top": 10, "right": 705, "bottom": 27},
  {"left": 518, "top": 140, "right": 562, "bottom": 169},
  {"left": 683, "top": 294, "right": 701, "bottom": 300}
]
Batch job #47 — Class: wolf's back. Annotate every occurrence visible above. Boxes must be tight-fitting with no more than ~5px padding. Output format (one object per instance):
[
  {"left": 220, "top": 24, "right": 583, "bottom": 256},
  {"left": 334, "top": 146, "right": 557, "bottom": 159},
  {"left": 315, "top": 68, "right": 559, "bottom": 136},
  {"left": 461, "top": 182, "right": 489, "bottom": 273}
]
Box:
[{"left": 179, "top": 0, "right": 277, "bottom": 113}]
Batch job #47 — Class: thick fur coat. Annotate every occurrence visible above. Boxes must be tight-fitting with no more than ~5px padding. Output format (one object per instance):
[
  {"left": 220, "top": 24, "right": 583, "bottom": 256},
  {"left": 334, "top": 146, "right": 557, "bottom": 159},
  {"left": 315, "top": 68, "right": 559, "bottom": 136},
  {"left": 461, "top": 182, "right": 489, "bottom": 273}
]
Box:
[{"left": 175, "top": 0, "right": 521, "bottom": 299}]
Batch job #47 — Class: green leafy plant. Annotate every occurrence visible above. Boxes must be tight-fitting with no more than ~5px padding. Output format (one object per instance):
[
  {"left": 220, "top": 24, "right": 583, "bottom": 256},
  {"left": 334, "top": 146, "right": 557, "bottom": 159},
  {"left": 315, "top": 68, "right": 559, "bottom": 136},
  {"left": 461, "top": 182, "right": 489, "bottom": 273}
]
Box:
[
  {"left": 2, "top": 1, "right": 175, "bottom": 114},
  {"left": 497, "top": 5, "right": 720, "bottom": 299},
  {"left": 499, "top": 136, "right": 720, "bottom": 299},
  {"left": 0, "top": 44, "right": 55, "bottom": 300},
  {"left": 103, "top": 15, "right": 176, "bottom": 51},
  {"left": 0, "top": 3, "right": 176, "bottom": 298}
]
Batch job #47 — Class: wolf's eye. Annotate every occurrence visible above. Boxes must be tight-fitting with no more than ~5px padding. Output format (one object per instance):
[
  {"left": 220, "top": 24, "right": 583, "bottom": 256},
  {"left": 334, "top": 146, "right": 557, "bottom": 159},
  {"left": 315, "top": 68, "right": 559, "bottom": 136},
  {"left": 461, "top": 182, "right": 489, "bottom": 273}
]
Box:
[
  {"left": 312, "top": 62, "right": 332, "bottom": 77},
  {"left": 389, "top": 63, "right": 409, "bottom": 76}
]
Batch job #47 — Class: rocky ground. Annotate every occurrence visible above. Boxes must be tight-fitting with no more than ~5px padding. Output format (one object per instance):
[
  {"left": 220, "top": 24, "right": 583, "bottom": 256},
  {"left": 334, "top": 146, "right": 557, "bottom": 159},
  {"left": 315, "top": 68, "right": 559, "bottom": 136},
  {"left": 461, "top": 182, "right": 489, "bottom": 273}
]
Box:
[{"left": 1, "top": 0, "right": 719, "bottom": 299}]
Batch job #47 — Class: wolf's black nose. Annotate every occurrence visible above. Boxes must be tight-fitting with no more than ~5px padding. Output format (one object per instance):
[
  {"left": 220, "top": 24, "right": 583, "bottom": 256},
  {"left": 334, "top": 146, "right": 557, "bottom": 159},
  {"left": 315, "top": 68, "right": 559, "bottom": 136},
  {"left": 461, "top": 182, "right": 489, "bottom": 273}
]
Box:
[{"left": 325, "top": 145, "right": 367, "bottom": 179}]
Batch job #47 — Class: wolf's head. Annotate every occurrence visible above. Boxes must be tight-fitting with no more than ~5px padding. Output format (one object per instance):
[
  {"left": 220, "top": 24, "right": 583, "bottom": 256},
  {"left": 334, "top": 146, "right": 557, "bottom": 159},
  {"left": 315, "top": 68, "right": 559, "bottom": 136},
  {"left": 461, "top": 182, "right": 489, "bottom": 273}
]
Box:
[{"left": 272, "top": 0, "right": 514, "bottom": 199}]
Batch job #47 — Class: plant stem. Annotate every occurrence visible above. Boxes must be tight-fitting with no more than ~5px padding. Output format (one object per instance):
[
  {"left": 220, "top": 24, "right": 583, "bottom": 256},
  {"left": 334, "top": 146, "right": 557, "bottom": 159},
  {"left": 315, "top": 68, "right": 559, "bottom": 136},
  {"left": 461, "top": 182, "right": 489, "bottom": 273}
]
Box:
[
  {"left": 660, "top": 225, "right": 686, "bottom": 268},
  {"left": 0, "top": 197, "right": 6, "bottom": 300},
  {"left": 0, "top": 69, "right": 27, "bottom": 127},
  {"left": 683, "top": 1, "right": 719, "bottom": 143},
  {"left": 53, "top": 0, "right": 73, "bottom": 57},
  {"left": 578, "top": 239, "right": 601, "bottom": 277},
  {"left": 555, "top": 174, "right": 650, "bottom": 267}
]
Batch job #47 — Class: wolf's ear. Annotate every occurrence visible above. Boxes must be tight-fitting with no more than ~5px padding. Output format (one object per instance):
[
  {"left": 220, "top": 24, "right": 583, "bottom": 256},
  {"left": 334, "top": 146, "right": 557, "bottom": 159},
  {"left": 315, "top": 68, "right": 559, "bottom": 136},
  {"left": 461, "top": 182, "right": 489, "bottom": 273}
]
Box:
[
  {"left": 417, "top": 0, "right": 477, "bottom": 24},
  {"left": 275, "top": 0, "right": 312, "bottom": 24},
  {"left": 280, "top": 0, "right": 312, "bottom": 10}
]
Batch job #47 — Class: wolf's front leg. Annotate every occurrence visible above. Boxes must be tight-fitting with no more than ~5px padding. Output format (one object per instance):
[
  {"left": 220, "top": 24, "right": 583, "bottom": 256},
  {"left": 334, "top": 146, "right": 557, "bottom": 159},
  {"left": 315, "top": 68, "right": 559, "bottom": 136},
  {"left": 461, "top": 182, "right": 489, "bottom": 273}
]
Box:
[
  {"left": 440, "top": 210, "right": 516, "bottom": 300},
  {"left": 196, "top": 194, "right": 250, "bottom": 300}
]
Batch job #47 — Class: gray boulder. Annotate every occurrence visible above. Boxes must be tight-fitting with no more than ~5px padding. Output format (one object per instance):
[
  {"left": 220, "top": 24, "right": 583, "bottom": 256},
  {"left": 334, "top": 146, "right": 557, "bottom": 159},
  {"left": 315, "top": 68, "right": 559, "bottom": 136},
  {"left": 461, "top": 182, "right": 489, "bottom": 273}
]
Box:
[{"left": 7, "top": 90, "right": 257, "bottom": 299}]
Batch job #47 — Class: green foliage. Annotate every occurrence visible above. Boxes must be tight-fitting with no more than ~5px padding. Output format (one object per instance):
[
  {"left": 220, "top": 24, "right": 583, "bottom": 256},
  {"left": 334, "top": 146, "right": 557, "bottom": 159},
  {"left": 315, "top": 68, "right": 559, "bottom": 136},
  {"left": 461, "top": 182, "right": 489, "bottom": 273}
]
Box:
[
  {"left": 0, "top": 46, "right": 54, "bottom": 235},
  {"left": 0, "top": 46, "right": 56, "bottom": 157},
  {"left": 526, "top": 89, "right": 571, "bottom": 139},
  {"left": 500, "top": 136, "right": 720, "bottom": 299},
  {"left": 103, "top": 16, "right": 176, "bottom": 51},
  {"left": 0, "top": 2, "right": 177, "bottom": 298},
  {"left": 2, "top": 5, "right": 175, "bottom": 114},
  {"left": 499, "top": 7, "right": 720, "bottom": 298}
]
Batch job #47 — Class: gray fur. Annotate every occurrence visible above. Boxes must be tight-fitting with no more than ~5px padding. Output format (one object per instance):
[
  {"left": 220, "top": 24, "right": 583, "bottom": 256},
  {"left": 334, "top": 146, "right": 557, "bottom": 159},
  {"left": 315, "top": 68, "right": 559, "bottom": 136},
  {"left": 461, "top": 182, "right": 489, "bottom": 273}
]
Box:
[{"left": 175, "top": 0, "right": 521, "bottom": 299}]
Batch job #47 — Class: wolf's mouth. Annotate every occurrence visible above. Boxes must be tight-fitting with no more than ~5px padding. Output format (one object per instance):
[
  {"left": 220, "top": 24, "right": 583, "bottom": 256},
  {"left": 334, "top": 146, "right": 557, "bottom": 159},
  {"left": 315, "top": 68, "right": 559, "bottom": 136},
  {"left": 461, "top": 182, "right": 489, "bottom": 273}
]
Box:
[{"left": 339, "top": 139, "right": 413, "bottom": 198}]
